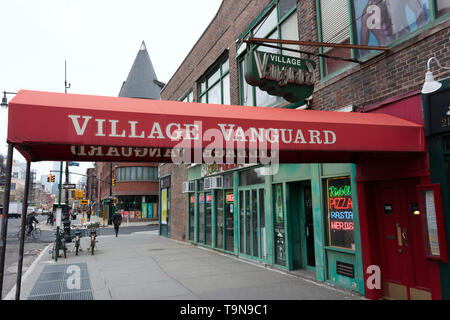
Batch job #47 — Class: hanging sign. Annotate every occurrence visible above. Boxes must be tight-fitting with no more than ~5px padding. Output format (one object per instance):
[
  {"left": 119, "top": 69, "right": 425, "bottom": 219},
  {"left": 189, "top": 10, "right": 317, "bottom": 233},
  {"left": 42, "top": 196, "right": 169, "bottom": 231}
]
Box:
[
  {"left": 424, "top": 87, "right": 450, "bottom": 135},
  {"left": 245, "top": 50, "right": 315, "bottom": 103}
]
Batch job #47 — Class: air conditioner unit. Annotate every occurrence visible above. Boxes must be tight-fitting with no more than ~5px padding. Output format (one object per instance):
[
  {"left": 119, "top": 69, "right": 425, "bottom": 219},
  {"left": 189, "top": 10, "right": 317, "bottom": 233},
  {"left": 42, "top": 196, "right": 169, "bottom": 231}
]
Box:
[
  {"left": 205, "top": 176, "right": 223, "bottom": 190},
  {"left": 182, "top": 181, "right": 194, "bottom": 193},
  {"left": 204, "top": 177, "right": 211, "bottom": 190}
]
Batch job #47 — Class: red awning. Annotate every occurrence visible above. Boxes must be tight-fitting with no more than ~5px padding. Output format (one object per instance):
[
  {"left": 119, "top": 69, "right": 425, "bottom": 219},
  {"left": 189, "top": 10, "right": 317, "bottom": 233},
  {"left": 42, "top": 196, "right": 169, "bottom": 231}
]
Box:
[{"left": 7, "top": 90, "right": 425, "bottom": 163}]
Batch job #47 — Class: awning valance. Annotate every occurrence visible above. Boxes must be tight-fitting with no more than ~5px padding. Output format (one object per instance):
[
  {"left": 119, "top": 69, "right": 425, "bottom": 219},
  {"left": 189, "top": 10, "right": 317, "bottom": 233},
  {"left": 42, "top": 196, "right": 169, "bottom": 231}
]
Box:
[{"left": 7, "top": 90, "right": 425, "bottom": 163}]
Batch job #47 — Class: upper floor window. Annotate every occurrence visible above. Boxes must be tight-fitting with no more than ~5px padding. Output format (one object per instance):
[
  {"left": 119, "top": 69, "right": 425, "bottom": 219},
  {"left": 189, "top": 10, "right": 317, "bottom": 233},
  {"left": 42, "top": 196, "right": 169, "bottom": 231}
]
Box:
[
  {"left": 116, "top": 166, "right": 158, "bottom": 182},
  {"left": 238, "top": 0, "right": 298, "bottom": 107},
  {"left": 437, "top": 0, "right": 450, "bottom": 17},
  {"left": 198, "top": 55, "right": 230, "bottom": 105},
  {"left": 318, "top": 0, "right": 448, "bottom": 78}
]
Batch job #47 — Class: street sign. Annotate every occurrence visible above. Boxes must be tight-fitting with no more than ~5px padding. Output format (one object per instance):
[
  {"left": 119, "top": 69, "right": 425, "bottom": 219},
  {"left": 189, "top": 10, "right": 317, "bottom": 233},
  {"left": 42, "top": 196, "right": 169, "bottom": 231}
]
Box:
[
  {"left": 62, "top": 184, "right": 76, "bottom": 189},
  {"left": 68, "top": 162, "right": 80, "bottom": 166},
  {"left": 80, "top": 200, "right": 89, "bottom": 205},
  {"left": 56, "top": 208, "right": 62, "bottom": 227}
]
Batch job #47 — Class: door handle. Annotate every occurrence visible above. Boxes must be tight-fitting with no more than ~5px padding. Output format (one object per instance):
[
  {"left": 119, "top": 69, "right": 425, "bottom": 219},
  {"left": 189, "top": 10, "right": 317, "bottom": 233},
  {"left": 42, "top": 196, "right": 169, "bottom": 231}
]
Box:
[
  {"left": 396, "top": 224, "right": 403, "bottom": 247},
  {"left": 402, "top": 227, "right": 408, "bottom": 247}
]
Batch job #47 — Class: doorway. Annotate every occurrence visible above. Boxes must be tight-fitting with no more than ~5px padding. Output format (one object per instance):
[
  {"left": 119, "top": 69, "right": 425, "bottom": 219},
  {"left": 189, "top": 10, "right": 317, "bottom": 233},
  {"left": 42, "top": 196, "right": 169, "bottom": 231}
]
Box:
[
  {"left": 289, "top": 181, "right": 315, "bottom": 271},
  {"left": 373, "top": 179, "right": 432, "bottom": 300},
  {"left": 238, "top": 187, "right": 266, "bottom": 260}
]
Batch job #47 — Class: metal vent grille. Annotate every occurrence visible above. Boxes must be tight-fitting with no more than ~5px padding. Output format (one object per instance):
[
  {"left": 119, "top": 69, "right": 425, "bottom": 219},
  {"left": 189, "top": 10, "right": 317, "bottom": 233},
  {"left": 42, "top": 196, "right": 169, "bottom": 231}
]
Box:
[
  {"left": 28, "top": 263, "right": 93, "bottom": 300},
  {"left": 336, "top": 261, "right": 354, "bottom": 278}
]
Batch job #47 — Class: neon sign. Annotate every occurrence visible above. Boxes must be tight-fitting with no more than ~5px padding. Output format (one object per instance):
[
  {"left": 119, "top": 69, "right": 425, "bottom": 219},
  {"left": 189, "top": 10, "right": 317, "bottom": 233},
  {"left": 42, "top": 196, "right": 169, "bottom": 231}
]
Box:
[
  {"left": 331, "top": 222, "right": 354, "bottom": 230},
  {"left": 329, "top": 197, "right": 353, "bottom": 210},
  {"left": 326, "top": 176, "right": 355, "bottom": 248},
  {"left": 199, "top": 194, "right": 212, "bottom": 203},
  {"left": 226, "top": 192, "right": 234, "bottom": 203}
]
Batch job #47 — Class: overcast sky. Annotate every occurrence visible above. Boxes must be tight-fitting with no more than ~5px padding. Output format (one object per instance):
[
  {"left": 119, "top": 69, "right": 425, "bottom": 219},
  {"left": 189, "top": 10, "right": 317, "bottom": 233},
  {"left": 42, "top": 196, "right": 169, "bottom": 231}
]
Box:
[{"left": 0, "top": 0, "right": 223, "bottom": 182}]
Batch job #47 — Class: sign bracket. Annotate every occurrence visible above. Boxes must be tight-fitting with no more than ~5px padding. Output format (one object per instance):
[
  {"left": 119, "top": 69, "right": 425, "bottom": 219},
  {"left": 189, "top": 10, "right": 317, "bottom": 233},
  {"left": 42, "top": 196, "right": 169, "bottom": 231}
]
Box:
[{"left": 244, "top": 37, "right": 390, "bottom": 64}]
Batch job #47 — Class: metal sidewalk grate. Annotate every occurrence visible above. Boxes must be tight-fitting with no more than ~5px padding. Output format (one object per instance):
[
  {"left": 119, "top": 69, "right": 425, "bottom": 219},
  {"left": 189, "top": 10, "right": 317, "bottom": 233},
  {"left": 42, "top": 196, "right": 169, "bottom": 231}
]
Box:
[{"left": 27, "top": 263, "right": 94, "bottom": 300}]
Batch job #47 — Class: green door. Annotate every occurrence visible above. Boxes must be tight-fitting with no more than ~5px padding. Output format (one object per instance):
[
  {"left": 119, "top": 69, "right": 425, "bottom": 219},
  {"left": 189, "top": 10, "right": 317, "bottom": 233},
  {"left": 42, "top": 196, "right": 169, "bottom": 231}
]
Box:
[
  {"left": 197, "top": 192, "right": 212, "bottom": 245},
  {"left": 238, "top": 187, "right": 266, "bottom": 260},
  {"left": 288, "top": 181, "right": 315, "bottom": 271}
]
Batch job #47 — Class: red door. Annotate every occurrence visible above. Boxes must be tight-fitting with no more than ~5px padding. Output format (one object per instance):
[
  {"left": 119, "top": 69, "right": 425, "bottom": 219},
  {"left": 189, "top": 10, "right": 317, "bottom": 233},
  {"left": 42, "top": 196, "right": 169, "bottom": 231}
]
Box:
[{"left": 374, "top": 179, "right": 432, "bottom": 299}]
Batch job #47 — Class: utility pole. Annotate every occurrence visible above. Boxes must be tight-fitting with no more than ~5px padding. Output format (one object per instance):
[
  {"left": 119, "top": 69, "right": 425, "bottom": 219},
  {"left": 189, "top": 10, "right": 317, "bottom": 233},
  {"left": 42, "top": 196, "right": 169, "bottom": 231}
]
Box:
[{"left": 55, "top": 60, "right": 71, "bottom": 262}]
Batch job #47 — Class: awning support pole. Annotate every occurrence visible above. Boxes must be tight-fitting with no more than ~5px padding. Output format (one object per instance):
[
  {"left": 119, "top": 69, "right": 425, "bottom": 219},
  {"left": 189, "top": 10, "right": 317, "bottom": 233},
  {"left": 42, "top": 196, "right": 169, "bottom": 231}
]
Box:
[
  {"left": 15, "top": 161, "right": 31, "bottom": 300},
  {"left": 0, "top": 143, "right": 15, "bottom": 299}
]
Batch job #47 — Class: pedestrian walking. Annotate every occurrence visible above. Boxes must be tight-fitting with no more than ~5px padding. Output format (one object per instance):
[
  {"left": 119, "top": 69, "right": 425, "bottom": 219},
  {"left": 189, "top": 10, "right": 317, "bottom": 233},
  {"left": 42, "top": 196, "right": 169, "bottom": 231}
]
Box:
[
  {"left": 87, "top": 210, "right": 91, "bottom": 222},
  {"left": 112, "top": 211, "right": 122, "bottom": 237}
]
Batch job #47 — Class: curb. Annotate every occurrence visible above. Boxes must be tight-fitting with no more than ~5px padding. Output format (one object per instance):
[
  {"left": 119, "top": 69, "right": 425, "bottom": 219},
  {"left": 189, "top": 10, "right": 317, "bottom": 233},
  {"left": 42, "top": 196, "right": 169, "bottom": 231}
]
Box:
[{"left": 4, "top": 243, "right": 52, "bottom": 300}]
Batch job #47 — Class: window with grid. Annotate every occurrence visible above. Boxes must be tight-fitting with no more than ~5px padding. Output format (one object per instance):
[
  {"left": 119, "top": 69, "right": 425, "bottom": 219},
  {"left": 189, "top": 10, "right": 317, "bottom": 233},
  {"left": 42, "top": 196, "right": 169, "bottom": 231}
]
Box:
[
  {"left": 116, "top": 166, "right": 157, "bottom": 181},
  {"left": 198, "top": 55, "right": 230, "bottom": 105},
  {"left": 318, "top": 0, "right": 448, "bottom": 78},
  {"left": 238, "top": 0, "right": 298, "bottom": 108}
]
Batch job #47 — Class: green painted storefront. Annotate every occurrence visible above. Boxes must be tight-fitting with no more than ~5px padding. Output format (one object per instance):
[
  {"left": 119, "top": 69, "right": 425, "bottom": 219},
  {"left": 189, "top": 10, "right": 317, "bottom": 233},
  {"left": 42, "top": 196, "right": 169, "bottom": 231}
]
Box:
[{"left": 186, "top": 163, "right": 365, "bottom": 294}]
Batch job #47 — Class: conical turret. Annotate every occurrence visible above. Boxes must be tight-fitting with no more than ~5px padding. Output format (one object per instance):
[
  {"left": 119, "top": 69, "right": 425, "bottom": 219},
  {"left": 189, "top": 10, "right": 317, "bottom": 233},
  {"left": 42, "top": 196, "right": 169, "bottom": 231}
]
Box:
[{"left": 119, "top": 41, "right": 164, "bottom": 100}]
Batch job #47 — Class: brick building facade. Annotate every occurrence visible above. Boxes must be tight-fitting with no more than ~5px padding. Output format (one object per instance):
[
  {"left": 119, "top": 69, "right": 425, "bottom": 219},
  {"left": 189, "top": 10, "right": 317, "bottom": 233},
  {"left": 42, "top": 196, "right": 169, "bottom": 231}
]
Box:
[{"left": 160, "top": 0, "right": 450, "bottom": 299}]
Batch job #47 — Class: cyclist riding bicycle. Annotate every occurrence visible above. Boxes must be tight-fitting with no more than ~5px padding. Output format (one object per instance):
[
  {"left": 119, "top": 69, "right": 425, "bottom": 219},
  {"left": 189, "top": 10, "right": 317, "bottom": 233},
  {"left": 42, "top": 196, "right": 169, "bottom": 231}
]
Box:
[{"left": 26, "top": 211, "right": 39, "bottom": 235}]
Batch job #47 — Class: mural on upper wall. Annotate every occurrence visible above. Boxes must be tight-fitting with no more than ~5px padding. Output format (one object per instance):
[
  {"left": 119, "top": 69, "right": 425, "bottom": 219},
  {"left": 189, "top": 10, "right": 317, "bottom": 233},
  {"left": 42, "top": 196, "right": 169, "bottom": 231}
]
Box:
[{"left": 355, "top": 0, "right": 431, "bottom": 56}]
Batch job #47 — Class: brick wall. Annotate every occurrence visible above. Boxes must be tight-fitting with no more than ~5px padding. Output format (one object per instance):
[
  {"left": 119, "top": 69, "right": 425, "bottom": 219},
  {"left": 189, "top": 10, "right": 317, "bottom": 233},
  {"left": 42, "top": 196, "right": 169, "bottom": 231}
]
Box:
[
  {"left": 159, "top": 163, "right": 189, "bottom": 241},
  {"left": 296, "top": 1, "right": 450, "bottom": 110}
]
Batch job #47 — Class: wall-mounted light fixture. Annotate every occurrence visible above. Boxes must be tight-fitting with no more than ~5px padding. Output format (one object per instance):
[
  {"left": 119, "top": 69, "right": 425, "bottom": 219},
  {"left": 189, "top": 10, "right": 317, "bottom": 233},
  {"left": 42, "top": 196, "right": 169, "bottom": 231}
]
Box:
[
  {"left": 421, "top": 57, "right": 450, "bottom": 94},
  {"left": 1, "top": 91, "right": 17, "bottom": 109}
]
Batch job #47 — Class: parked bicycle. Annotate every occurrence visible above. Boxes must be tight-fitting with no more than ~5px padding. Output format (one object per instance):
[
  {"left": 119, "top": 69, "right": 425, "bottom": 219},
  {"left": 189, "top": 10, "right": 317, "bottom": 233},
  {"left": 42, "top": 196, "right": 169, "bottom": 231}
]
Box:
[
  {"left": 16, "top": 222, "right": 41, "bottom": 240},
  {"left": 51, "top": 230, "right": 67, "bottom": 259},
  {"left": 73, "top": 229, "right": 82, "bottom": 256}
]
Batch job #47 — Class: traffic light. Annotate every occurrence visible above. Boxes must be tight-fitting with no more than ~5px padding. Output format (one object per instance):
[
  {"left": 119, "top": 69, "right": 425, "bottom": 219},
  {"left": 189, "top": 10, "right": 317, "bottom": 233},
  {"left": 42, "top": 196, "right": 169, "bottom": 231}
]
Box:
[
  {"left": 112, "top": 178, "right": 116, "bottom": 186},
  {"left": 51, "top": 174, "right": 55, "bottom": 182},
  {"left": 47, "top": 174, "right": 52, "bottom": 182}
]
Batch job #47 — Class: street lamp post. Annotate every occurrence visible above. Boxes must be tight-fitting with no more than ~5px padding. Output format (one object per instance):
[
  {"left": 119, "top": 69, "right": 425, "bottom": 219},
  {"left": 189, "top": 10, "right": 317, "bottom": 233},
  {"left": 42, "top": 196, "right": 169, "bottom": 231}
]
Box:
[
  {"left": 1, "top": 91, "right": 17, "bottom": 109},
  {"left": 0, "top": 91, "right": 17, "bottom": 298},
  {"left": 109, "top": 162, "right": 113, "bottom": 225}
]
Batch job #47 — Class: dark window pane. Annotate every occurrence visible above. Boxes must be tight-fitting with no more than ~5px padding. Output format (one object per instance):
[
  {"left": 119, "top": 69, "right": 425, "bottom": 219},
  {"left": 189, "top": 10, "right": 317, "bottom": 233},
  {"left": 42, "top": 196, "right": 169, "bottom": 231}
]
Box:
[
  {"left": 216, "top": 190, "right": 224, "bottom": 249},
  {"left": 206, "top": 192, "right": 212, "bottom": 246},
  {"left": 240, "top": 191, "right": 245, "bottom": 254},
  {"left": 225, "top": 190, "right": 235, "bottom": 252},
  {"left": 246, "top": 190, "right": 251, "bottom": 256},
  {"left": 274, "top": 184, "right": 286, "bottom": 266},
  {"left": 199, "top": 193, "right": 205, "bottom": 244},
  {"left": 437, "top": 0, "right": 450, "bottom": 17},
  {"left": 279, "top": 0, "right": 296, "bottom": 18},
  {"left": 189, "top": 194, "right": 195, "bottom": 241},
  {"left": 240, "top": 167, "right": 265, "bottom": 186},
  {"left": 259, "top": 188, "right": 266, "bottom": 259},
  {"left": 253, "top": 189, "right": 259, "bottom": 258}
]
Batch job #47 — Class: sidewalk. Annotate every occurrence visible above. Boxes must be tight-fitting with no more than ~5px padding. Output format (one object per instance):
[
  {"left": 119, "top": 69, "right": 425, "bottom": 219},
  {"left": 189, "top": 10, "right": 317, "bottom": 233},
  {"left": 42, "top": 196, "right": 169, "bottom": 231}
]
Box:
[
  {"left": 6, "top": 226, "right": 363, "bottom": 300},
  {"left": 39, "top": 213, "right": 158, "bottom": 232}
]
